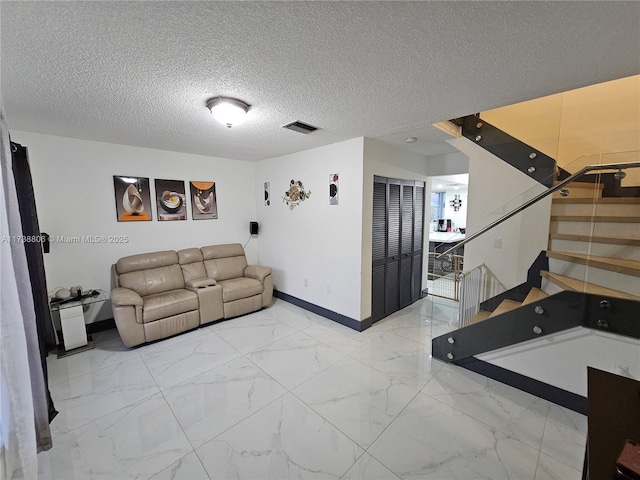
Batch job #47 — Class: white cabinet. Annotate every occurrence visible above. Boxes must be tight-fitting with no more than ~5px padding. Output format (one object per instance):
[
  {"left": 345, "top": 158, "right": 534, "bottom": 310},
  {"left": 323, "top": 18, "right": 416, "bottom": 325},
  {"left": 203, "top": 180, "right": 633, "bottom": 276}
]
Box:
[{"left": 58, "top": 304, "right": 88, "bottom": 350}]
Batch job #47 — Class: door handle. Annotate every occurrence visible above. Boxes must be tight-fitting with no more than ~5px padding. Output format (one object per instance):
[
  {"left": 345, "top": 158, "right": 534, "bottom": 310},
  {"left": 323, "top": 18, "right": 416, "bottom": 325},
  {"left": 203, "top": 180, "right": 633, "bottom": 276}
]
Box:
[{"left": 391, "top": 256, "right": 399, "bottom": 261}]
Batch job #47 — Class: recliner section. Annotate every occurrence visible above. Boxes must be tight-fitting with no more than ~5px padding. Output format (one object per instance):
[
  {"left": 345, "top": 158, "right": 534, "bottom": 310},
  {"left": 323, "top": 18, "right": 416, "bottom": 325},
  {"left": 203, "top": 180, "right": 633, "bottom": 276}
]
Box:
[{"left": 110, "top": 243, "right": 272, "bottom": 347}]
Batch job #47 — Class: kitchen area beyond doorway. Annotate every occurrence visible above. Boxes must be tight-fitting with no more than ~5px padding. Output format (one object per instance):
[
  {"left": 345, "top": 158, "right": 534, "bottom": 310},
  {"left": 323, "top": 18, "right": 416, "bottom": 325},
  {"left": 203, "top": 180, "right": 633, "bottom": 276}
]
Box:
[{"left": 427, "top": 174, "right": 468, "bottom": 300}]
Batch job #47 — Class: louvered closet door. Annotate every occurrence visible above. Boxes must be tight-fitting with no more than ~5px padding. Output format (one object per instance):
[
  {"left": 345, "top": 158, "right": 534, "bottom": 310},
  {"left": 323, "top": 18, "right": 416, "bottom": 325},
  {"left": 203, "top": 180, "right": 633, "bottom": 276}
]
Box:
[
  {"left": 371, "top": 177, "right": 425, "bottom": 323},
  {"left": 385, "top": 181, "right": 401, "bottom": 315},
  {"left": 399, "top": 183, "right": 414, "bottom": 308},
  {"left": 412, "top": 184, "right": 425, "bottom": 302},
  {"left": 371, "top": 180, "right": 387, "bottom": 321}
]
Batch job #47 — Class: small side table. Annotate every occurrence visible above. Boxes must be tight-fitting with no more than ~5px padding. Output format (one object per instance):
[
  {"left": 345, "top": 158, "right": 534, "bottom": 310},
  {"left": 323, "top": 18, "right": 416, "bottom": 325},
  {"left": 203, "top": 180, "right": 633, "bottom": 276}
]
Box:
[{"left": 50, "top": 289, "right": 108, "bottom": 358}]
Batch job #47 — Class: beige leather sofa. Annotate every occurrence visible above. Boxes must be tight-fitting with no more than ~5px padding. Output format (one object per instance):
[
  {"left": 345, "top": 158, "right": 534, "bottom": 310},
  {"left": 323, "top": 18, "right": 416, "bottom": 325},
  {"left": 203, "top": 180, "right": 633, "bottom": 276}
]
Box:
[{"left": 110, "top": 243, "right": 272, "bottom": 347}]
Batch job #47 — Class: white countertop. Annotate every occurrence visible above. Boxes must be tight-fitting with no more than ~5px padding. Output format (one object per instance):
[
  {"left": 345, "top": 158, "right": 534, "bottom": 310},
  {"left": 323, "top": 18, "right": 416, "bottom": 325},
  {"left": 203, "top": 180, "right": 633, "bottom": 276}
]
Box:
[{"left": 428, "top": 232, "right": 465, "bottom": 243}]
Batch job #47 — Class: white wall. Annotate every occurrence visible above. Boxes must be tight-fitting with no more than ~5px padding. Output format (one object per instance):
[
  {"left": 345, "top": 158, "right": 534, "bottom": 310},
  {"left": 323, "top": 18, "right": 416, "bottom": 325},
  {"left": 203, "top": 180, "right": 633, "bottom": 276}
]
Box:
[
  {"left": 255, "top": 138, "right": 364, "bottom": 321},
  {"left": 362, "top": 138, "right": 430, "bottom": 319},
  {"left": 11, "top": 131, "right": 256, "bottom": 299},
  {"left": 426, "top": 152, "right": 469, "bottom": 177},
  {"left": 477, "top": 327, "right": 640, "bottom": 397},
  {"left": 450, "top": 137, "right": 550, "bottom": 288}
]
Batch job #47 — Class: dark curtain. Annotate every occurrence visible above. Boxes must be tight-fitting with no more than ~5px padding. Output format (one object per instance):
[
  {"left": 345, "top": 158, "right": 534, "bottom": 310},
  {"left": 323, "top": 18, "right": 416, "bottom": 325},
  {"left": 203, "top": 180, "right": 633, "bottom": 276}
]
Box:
[{"left": 10, "top": 140, "right": 58, "bottom": 423}]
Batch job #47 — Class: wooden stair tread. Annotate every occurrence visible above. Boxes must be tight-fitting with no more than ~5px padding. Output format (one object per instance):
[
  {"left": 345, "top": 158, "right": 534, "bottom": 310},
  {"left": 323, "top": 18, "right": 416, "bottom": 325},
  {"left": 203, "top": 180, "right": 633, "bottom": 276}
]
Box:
[
  {"left": 470, "top": 310, "right": 491, "bottom": 325},
  {"left": 541, "top": 270, "right": 640, "bottom": 301},
  {"left": 548, "top": 232, "right": 640, "bottom": 246},
  {"left": 546, "top": 251, "right": 640, "bottom": 277},
  {"left": 550, "top": 215, "right": 640, "bottom": 223},
  {"left": 553, "top": 197, "right": 640, "bottom": 204},
  {"left": 522, "top": 287, "right": 548, "bottom": 305},
  {"left": 489, "top": 299, "right": 522, "bottom": 318}
]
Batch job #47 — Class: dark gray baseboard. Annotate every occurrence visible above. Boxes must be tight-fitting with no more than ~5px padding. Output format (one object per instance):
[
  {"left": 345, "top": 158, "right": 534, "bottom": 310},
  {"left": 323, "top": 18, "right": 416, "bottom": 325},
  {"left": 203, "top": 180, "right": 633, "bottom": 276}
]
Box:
[
  {"left": 273, "top": 289, "right": 371, "bottom": 332},
  {"left": 86, "top": 318, "right": 116, "bottom": 334},
  {"left": 457, "top": 357, "right": 587, "bottom": 415}
]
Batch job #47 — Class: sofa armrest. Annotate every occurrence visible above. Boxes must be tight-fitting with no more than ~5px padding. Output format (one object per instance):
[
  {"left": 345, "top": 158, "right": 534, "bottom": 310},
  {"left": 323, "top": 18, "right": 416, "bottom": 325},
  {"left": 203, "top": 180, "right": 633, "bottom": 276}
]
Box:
[
  {"left": 111, "top": 287, "right": 143, "bottom": 307},
  {"left": 186, "top": 277, "right": 217, "bottom": 290},
  {"left": 244, "top": 265, "right": 272, "bottom": 283}
]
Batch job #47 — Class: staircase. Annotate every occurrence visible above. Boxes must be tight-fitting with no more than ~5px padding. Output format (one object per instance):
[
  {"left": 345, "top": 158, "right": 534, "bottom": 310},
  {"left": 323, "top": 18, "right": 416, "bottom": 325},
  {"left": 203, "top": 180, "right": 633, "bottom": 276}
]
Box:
[
  {"left": 432, "top": 109, "right": 639, "bottom": 409},
  {"left": 469, "top": 181, "right": 640, "bottom": 323},
  {"left": 432, "top": 173, "right": 640, "bottom": 407}
]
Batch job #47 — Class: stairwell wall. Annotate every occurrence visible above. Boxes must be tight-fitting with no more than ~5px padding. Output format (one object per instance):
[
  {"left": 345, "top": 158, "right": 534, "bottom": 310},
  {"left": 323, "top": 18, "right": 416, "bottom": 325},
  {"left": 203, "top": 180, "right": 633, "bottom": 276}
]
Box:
[
  {"left": 478, "top": 327, "right": 640, "bottom": 397},
  {"left": 449, "top": 136, "right": 551, "bottom": 289}
]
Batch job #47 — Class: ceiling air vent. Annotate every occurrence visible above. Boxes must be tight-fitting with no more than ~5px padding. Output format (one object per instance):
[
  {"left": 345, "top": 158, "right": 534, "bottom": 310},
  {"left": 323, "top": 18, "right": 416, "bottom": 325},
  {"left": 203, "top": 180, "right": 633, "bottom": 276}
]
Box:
[{"left": 282, "top": 121, "right": 318, "bottom": 134}]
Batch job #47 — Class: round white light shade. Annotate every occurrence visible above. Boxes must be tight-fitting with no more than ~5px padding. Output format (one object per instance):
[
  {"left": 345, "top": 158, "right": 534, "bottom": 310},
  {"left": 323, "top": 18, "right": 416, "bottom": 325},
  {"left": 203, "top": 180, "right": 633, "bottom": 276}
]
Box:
[{"left": 206, "top": 97, "right": 250, "bottom": 128}]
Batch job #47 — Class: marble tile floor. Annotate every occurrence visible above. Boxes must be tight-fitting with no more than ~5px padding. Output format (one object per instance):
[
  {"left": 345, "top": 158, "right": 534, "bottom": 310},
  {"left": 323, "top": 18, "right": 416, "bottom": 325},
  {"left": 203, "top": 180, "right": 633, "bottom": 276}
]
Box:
[{"left": 39, "top": 297, "right": 586, "bottom": 479}]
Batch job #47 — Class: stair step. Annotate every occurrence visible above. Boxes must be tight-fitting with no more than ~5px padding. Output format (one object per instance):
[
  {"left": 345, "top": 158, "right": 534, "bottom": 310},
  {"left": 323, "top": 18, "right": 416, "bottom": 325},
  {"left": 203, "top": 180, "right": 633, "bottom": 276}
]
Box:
[
  {"left": 553, "top": 197, "right": 640, "bottom": 204},
  {"left": 546, "top": 251, "right": 640, "bottom": 277},
  {"left": 470, "top": 310, "right": 492, "bottom": 325},
  {"left": 551, "top": 202, "right": 640, "bottom": 218},
  {"left": 548, "top": 233, "right": 640, "bottom": 246},
  {"left": 548, "top": 237, "right": 640, "bottom": 262},
  {"left": 540, "top": 270, "right": 640, "bottom": 301},
  {"left": 547, "top": 257, "right": 640, "bottom": 297},
  {"left": 550, "top": 216, "right": 640, "bottom": 238},
  {"left": 550, "top": 215, "right": 640, "bottom": 223},
  {"left": 489, "top": 299, "right": 522, "bottom": 318},
  {"left": 522, "top": 287, "right": 548, "bottom": 305}
]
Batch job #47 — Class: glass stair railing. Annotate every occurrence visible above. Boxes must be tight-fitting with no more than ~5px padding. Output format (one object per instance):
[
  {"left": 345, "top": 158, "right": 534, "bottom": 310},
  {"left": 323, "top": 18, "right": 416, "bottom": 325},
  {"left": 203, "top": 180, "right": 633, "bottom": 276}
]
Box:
[{"left": 430, "top": 158, "right": 640, "bottom": 363}]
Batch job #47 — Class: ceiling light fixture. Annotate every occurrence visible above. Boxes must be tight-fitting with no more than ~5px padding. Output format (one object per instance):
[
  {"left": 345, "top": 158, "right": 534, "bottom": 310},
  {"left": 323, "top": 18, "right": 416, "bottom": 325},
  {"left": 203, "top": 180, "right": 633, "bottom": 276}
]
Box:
[{"left": 206, "top": 97, "right": 250, "bottom": 128}]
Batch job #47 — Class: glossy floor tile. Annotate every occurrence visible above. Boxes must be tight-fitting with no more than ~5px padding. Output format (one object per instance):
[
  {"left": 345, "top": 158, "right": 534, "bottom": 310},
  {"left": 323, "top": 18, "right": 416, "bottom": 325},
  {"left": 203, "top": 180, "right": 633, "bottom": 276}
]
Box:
[
  {"left": 49, "top": 356, "right": 159, "bottom": 436},
  {"left": 368, "top": 393, "right": 539, "bottom": 479},
  {"left": 422, "top": 364, "right": 550, "bottom": 450},
  {"left": 246, "top": 331, "right": 346, "bottom": 389},
  {"left": 195, "top": 394, "right": 363, "bottom": 479},
  {"left": 350, "top": 331, "right": 442, "bottom": 390},
  {"left": 293, "top": 356, "right": 418, "bottom": 449},
  {"left": 161, "top": 356, "right": 287, "bottom": 448},
  {"left": 149, "top": 452, "right": 212, "bottom": 480},
  {"left": 39, "top": 393, "right": 192, "bottom": 479},
  {"left": 138, "top": 329, "right": 241, "bottom": 387},
  {"left": 40, "top": 297, "right": 587, "bottom": 479}
]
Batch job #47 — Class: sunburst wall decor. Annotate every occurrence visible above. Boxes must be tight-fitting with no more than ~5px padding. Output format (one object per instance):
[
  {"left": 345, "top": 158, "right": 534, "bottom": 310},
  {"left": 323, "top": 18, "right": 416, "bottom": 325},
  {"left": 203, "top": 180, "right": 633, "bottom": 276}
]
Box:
[{"left": 282, "top": 179, "right": 311, "bottom": 210}]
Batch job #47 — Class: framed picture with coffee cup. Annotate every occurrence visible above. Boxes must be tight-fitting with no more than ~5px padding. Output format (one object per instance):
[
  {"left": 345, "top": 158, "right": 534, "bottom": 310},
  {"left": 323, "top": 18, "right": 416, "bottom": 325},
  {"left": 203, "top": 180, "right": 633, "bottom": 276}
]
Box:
[{"left": 155, "top": 179, "right": 187, "bottom": 221}]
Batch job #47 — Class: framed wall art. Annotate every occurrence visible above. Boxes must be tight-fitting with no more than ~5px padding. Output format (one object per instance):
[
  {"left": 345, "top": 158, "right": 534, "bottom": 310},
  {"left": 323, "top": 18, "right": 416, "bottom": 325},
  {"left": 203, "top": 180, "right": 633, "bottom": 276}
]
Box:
[
  {"left": 329, "top": 173, "right": 339, "bottom": 205},
  {"left": 264, "top": 182, "right": 271, "bottom": 206},
  {"left": 155, "top": 179, "right": 187, "bottom": 221},
  {"left": 190, "top": 181, "right": 218, "bottom": 219},
  {"left": 113, "top": 176, "right": 152, "bottom": 222}
]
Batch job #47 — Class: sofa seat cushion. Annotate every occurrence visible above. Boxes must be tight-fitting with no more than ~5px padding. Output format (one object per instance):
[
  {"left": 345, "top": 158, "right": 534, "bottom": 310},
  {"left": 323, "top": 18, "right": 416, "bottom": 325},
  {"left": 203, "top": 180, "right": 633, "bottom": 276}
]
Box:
[
  {"left": 217, "top": 277, "right": 263, "bottom": 303},
  {"left": 142, "top": 289, "right": 198, "bottom": 323}
]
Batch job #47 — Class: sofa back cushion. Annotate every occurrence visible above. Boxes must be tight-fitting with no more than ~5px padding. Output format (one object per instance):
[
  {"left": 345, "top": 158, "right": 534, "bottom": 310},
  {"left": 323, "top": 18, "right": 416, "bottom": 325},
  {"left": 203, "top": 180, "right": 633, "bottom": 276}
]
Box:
[
  {"left": 201, "top": 243, "right": 247, "bottom": 281},
  {"left": 116, "top": 250, "right": 185, "bottom": 297},
  {"left": 116, "top": 250, "right": 178, "bottom": 274},
  {"left": 177, "top": 248, "right": 207, "bottom": 283}
]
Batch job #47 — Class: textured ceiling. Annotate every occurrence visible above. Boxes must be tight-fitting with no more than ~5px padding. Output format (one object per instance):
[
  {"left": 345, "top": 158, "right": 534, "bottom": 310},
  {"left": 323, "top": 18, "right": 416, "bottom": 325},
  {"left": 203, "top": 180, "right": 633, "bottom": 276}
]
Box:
[{"left": 1, "top": 1, "right": 639, "bottom": 161}]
